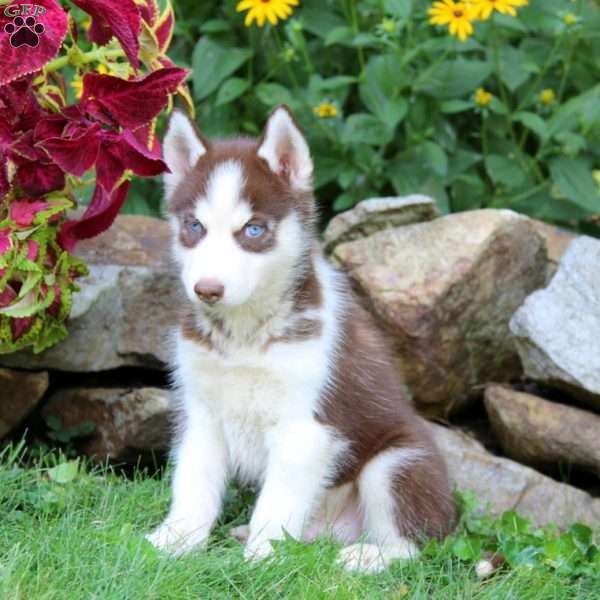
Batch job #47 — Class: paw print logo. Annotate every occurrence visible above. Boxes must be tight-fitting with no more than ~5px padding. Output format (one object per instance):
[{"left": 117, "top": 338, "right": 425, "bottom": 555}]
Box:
[{"left": 4, "top": 15, "right": 45, "bottom": 48}]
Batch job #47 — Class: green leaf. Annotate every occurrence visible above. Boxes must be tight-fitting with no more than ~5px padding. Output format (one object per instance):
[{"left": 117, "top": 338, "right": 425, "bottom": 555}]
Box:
[
  {"left": 44, "top": 414, "right": 62, "bottom": 431},
  {"left": 216, "top": 78, "right": 250, "bottom": 106},
  {"left": 359, "top": 54, "right": 408, "bottom": 127},
  {"left": 451, "top": 174, "right": 486, "bottom": 212},
  {"left": 324, "top": 26, "right": 353, "bottom": 46},
  {"left": 440, "top": 99, "right": 472, "bottom": 114},
  {"left": 314, "top": 156, "right": 344, "bottom": 189},
  {"left": 342, "top": 114, "right": 393, "bottom": 146},
  {"left": 192, "top": 38, "right": 253, "bottom": 100},
  {"left": 452, "top": 536, "right": 481, "bottom": 561},
  {"left": 254, "top": 83, "right": 296, "bottom": 109},
  {"left": 314, "top": 76, "right": 357, "bottom": 91},
  {"left": 549, "top": 157, "right": 600, "bottom": 213},
  {"left": 415, "top": 59, "right": 492, "bottom": 99},
  {"left": 333, "top": 192, "right": 358, "bottom": 212},
  {"left": 47, "top": 461, "right": 79, "bottom": 484},
  {"left": 384, "top": 0, "right": 412, "bottom": 18},
  {"left": 446, "top": 149, "right": 482, "bottom": 183},
  {"left": 199, "top": 19, "right": 230, "bottom": 33},
  {"left": 485, "top": 154, "right": 526, "bottom": 188},
  {"left": 512, "top": 111, "right": 547, "bottom": 140},
  {"left": 498, "top": 46, "right": 530, "bottom": 92},
  {"left": 422, "top": 141, "right": 448, "bottom": 177}
]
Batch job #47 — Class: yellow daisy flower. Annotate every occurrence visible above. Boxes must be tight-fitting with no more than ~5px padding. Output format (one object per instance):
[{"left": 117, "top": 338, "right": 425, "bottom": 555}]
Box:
[
  {"left": 471, "top": 0, "right": 529, "bottom": 21},
  {"left": 70, "top": 78, "right": 83, "bottom": 99},
  {"left": 475, "top": 87, "right": 493, "bottom": 107},
  {"left": 428, "top": 1, "right": 476, "bottom": 42},
  {"left": 236, "top": 0, "right": 299, "bottom": 27},
  {"left": 539, "top": 88, "right": 556, "bottom": 105},
  {"left": 313, "top": 102, "right": 338, "bottom": 118}
]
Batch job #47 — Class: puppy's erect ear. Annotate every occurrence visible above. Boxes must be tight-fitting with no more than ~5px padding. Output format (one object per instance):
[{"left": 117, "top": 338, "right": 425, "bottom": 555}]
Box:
[
  {"left": 162, "top": 110, "right": 207, "bottom": 197},
  {"left": 257, "top": 106, "right": 313, "bottom": 191}
]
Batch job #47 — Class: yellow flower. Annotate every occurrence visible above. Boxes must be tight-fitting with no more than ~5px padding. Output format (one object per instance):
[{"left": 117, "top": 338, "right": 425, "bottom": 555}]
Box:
[
  {"left": 428, "top": 1, "right": 476, "bottom": 42},
  {"left": 471, "top": 0, "right": 528, "bottom": 21},
  {"left": 593, "top": 170, "right": 600, "bottom": 191},
  {"left": 539, "top": 88, "right": 556, "bottom": 105},
  {"left": 236, "top": 0, "right": 299, "bottom": 27},
  {"left": 70, "top": 78, "right": 83, "bottom": 99},
  {"left": 475, "top": 87, "right": 493, "bottom": 107},
  {"left": 313, "top": 102, "right": 338, "bottom": 118},
  {"left": 96, "top": 64, "right": 119, "bottom": 77},
  {"left": 563, "top": 13, "right": 578, "bottom": 25}
]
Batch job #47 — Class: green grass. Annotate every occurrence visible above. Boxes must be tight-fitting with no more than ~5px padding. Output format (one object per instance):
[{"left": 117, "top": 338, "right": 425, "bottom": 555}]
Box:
[{"left": 0, "top": 445, "right": 598, "bottom": 600}]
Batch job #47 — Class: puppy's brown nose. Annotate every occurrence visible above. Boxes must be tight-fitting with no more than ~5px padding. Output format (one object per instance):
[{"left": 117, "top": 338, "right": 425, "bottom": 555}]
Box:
[{"left": 194, "top": 279, "right": 224, "bottom": 304}]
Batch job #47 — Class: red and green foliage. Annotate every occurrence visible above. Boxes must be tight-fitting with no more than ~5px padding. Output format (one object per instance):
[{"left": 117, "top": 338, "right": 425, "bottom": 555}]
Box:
[{"left": 0, "top": 0, "right": 190, "bottom": 353}]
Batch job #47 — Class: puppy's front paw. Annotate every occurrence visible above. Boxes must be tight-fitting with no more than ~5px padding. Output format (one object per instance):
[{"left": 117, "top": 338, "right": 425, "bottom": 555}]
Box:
[
  {"left": 145, "top": 521, "right": 208, "bottom": 557},
  {"left": 244, "top": 537, "right": 273, "bottom": 562}
]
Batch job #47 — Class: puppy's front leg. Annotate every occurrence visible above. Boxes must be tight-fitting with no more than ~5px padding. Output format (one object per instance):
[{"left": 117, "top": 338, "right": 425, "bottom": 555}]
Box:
[
  {"left": 146, "top": 405, "right": 227, "bottom": 556},
  {"left": 245, "top": 421, "right": 333, "bottom": 561}
]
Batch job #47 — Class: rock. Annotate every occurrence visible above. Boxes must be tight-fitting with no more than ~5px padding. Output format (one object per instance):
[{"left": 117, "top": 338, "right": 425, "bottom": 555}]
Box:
[
  {"left": 332, "top": 209, "right": 547, "bottom": 417},
  {"left": 529, "top": 220, "right": 578, "bottom": 279},
  {"left": 433, "top": 424, "right": 600, "bottom": 528},
  {"left": 75, "top": 214, "right": 171, "bottom": 270},
  {"left": 42, "top": 387, "right": 172, "bottom": 461},
  {"left": 323, "top": 195, "right": 439, "bottom": 253},
  {"left": 484, "top": 385, "right": 600, "bottom": 477},
  {"left": 0, "top": 368, "right": 48, "bottom": 438},
  {"left": 0, "top": 216, "right": 179, "bottom": 371},
  {"left": 510, "top": 236, "right": 600, "bottom": 410}
]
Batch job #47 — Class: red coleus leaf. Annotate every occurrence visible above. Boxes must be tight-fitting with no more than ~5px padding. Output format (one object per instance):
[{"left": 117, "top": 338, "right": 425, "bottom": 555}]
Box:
[
  {"left": 155, "top": 3, "right": 174, "bottom": 53},
  {"left": 16, "top": 159, "right": 65, "bottom": 196},
  {"left": 27, "top": 239, "right": 40, "bottom": 261},
  {"left": 11, "top": 316, "right": 35, "bottom": 340},
  {"left": 96, "top": 128, "right": 167, "bottom": 191},
  {"left": 58, "top": 180, "right": 130, "bottom": 251},
  {"left": 10, "top": 200, "right": 53, "bottom": 227},
  {"left": 0, "top": 153, "right": 8, "bottom": 199},
  {"left": 0, "top": 0, "right": 68, "bottom": 87},
  {"left": 71, "top": 0, "right": 141, "bottom": 68},
  {"left": 0, "top": 229, "right": 11, "bottom": 255},
  {"left": 0, "top": 77, "right": 45, "bottom": 145},
  {"left": 139, "top": 0, "right": 159, "bottom": 27},
  {"left": 0, "top": 284, "right": 17, "bottom": 308},
  {"left": 38, "top": 123, "right": 101, "bottom": 176},
  {"left": 81, "top": 67, "right": 188, "bottom": 130}
]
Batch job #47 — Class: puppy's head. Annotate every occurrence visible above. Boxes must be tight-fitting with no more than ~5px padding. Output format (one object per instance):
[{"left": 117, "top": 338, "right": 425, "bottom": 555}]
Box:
[{"left": 162, "top": 106, "right": 314, "bottom": 309}]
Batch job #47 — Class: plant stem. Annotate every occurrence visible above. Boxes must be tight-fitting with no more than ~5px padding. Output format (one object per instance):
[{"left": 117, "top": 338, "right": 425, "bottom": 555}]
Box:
[
  {"left": 45, "top": 47, "right": 125, "bottom": 73},
  {"left": 348, "top": 0, "right": 365, "bottom": 73}
]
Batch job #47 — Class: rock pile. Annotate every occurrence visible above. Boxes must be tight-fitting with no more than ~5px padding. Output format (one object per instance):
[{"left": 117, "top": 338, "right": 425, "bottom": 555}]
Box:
[{"left": 1, "top": 200, "right": 599, "bottom": 529}]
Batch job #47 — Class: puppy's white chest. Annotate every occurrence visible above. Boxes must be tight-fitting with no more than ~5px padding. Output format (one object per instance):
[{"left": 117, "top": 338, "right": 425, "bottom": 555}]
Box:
[{"left": 186, "top": 351, "right": 294, "bottom": 482}]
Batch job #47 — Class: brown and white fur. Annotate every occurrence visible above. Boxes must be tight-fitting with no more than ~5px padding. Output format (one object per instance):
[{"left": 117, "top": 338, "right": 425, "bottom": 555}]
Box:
[{"left": 146, "top": 106, "right": 456, "bottom": 573}]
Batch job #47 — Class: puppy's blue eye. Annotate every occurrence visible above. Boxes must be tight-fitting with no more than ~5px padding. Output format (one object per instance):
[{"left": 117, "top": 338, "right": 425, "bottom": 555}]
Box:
[
  {"left": 245, "top": 223, "right": 265, "bottom": 238},
  {"left": 188, "top": 220, "right": 204, "bottom": 233}
]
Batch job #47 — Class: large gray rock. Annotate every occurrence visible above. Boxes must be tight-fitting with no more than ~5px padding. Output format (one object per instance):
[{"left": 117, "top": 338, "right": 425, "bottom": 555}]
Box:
[
  {"left": 332, "top": 209, "right": 547, "bottom": 417},
  {"left": 433, "top": 424, "right": 600, "bottom": 528},
  {"left": 0, "top": 216, "right": 178, "bottom": 371},
  {"left": 529, "top": 220, "right": 578, "bottom": 280},
  {"left": 42, "top": 387, "right": 172, "bottom": 461},
  {"left": 0, "top": 368, "right": 48, "bottom": 438},
  {"left": 323, "top": 195, "right": 439, "bottom": 253},
  {"left": 484, "top": 384, "right": 600, "bottom": 477},
  {"left": 510, "top": 236, "right": 600, "bottom": 410}
]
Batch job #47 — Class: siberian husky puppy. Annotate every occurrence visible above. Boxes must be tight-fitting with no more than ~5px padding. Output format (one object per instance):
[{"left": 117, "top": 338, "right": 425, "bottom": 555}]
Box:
[{"left": 146, "top": 106, "right": 455, "bottom": 572}]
